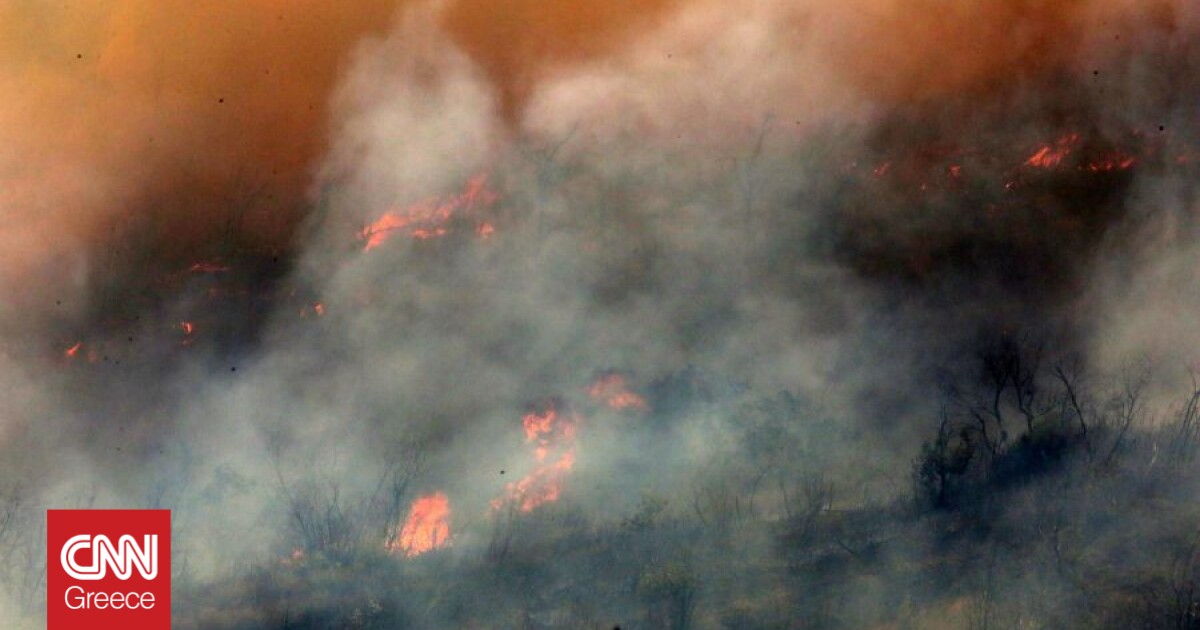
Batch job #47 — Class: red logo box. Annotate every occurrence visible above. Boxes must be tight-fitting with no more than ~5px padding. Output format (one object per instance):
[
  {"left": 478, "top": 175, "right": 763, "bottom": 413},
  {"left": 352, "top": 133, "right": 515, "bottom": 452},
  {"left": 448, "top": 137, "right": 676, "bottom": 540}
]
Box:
[{"left": 47, "top": 509, "right": 170, "bottom": 630}]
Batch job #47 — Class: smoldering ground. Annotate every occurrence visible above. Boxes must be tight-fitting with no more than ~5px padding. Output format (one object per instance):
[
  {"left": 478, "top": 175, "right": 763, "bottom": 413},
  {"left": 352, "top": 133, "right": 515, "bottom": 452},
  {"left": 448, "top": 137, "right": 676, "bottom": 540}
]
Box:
[{"left": 2, "top": 0, "right": 1200, "bottom": 627}]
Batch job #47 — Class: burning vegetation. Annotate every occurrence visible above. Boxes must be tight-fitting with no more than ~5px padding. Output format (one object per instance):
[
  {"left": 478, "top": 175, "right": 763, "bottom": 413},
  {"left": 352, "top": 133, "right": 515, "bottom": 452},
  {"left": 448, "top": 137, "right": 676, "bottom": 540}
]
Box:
[
  {"left": 493, "top": 401, "right": 579, "bottom": 513},
  {"left": 359, "top": 174, "right": 499, "bottom": 250},
  {"left": 390, "top": 492, "right": 452, "bottom": 557},
  {"left": 5, "top": 1, "right": 1200, "bottom": 629}
]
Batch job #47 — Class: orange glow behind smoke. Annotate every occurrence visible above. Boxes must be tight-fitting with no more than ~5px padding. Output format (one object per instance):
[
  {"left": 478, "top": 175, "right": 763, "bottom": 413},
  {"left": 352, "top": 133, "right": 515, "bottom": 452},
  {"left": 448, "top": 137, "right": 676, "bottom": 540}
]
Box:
[
  {"left": 828, "top": 0, "right": 1129, "bottom": 105},
  {"left": 0, "top": 1, "right": 398, "bottom": 290},
  {"left": 391, "top": 492, "right": 452, "bottom": 557},
  {"left": 359, "top": 174, "right": 499, "bottom": 251},
  {"left": 495, "top": 402, "right": 578, "bottom": 512},
  {"left": 587, "top": 373, "right": 649, "bottom": 412}
]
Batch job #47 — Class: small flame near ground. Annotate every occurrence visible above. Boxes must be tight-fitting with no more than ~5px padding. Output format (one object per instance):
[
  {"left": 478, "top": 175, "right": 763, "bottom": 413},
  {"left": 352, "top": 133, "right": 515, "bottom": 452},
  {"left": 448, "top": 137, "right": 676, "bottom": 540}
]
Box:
[
  {"left": 1085, "top": 154, "right": 1137, "bottom": 172},
  {"left": 280, "top": 547, "right": 305, "bottom": 567},
  {"left": 1025, "top": 133, "right": 1080, "bottom": 168},
  {"left": 63, "top": 341, "right": 98, "bottom": 363},
  {"left": 1022, "top": 133, "right": 1136, "bottom": 173},
  {"left": 359, "top": 174, "right": 499, "bottom": 251},
  {"left": 493, "top": 402, "right": 578, "bottom": 513},
  {"left": 187, "top": 261, "right": 231, "bottom": 274},
  {"left": 390, "top": 492, "right": 452, "bottom": 557},
  {"left": 179, "top": 321, "right": 196, "bottom": 346}
]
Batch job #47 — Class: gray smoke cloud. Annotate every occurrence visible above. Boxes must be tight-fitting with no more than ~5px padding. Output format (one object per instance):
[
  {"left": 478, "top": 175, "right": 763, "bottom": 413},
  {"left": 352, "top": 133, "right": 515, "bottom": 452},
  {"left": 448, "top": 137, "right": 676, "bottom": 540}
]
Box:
[{"left": 2, "top": 0, "right": 1200, "bottom": 626}]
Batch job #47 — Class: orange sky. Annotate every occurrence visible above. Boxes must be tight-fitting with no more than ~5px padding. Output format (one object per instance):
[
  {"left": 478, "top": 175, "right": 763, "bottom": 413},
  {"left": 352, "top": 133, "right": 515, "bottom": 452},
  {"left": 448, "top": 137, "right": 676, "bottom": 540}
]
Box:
[
  {"left": 0, "top": 0, "right": 1169, "bottom": 297},
  {"left": 0, "top": 0, "right": 686, "bottom": 266}
]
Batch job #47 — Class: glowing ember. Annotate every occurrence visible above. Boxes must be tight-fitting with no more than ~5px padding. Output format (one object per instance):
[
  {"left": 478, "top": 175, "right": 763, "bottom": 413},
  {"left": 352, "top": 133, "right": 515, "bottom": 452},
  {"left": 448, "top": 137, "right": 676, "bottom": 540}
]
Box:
[
  {"left": 64, "top": 342, "right": 82, "bottom": 358},
  {"left": 494, "top": 402, "right": 578, "bottom": 513},
  {"left": 280, "top": 547, "right": 305, "bottom": 567},
  {"left": 179, "top": 321, "right": 196, "bottom": 346},
  {"left": 587, "top": 373, "right": 649, "bottom": 412},
  {"left": 1084, "top": 155, "right": 1136, "bottom": 172},
  {"left": 187, "top": 261, "right": 231, "bottom": 273},
  {"left": 1025, "top": 133, "right": 1080, "bottom": 168},
  {"left": 390, "top": 492, "right": 451, "bottom": 557},
  {"left": 359, "top": 174, "right": 498, "bottom": 251},
  {"left": 410, "top": 226, "right": 448, "bottom": 240}
]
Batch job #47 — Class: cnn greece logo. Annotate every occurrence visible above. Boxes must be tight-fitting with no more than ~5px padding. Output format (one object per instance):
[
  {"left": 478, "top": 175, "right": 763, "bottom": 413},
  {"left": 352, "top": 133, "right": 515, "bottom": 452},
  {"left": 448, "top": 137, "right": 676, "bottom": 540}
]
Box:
[
  {"left": 60, "top": 533, "right": 157, "bottom": 580},
  {"left": 47, "top": 509, "right": 170, "bottom": 630}
]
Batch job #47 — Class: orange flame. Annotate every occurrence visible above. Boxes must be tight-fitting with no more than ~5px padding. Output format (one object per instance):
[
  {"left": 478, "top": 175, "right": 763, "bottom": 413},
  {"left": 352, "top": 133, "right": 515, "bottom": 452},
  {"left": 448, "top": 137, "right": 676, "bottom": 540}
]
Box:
[
  {"left": 1084, "top": 155, "right": 1136, "bottom": 172},
  {"left": 587, "top": 373, "right": 649, "bottom": 412},
  {"left": 179, "top": 321, "right": 196, "bottom": 347},
  {"left": 390, "top": 492, "right": 452, "bottom": 557},
  {"left": 360, "top": 174, "right": 499, "bottom": 251},
  {"left": 280, "top": 547, "right": 305, "bottom": 567},
  {"left": 1025, "top": 133, "right": 1079, "bottom": 168},
  {"left": 523, "top": 407, "right": 557, "bottom": 446},
  {"left": 498, "top": 449, "right": 576, "bottom": 513},
  {"left": 495, "top": 402, "right": 578, "bottom": 513}
]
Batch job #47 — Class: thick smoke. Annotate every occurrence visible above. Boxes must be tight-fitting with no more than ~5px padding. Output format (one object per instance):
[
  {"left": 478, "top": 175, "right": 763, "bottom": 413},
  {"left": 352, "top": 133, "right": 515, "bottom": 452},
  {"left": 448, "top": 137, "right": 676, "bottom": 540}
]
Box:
[
  {"left": 0, "top": 0, "right": 395, "bottom": 327},
  {"left": 2, "top": 0, "right": 1200, "bottom": 626}
]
